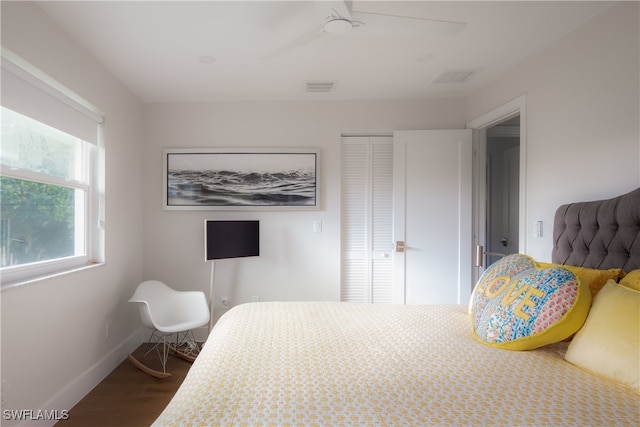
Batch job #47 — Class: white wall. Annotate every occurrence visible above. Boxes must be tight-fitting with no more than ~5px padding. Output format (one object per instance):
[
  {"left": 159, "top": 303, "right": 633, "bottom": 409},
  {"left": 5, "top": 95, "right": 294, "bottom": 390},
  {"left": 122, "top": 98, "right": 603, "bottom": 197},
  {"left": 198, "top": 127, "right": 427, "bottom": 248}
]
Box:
[
  {"left": 467, "top": 2, "right": 639, "bottom": 262},
  {"left": 143, "top": 99, "right": 467, "bottom": 321},
  {"left": 0, "top": 2, "right": 145, "bottom": 423},
  {"left": 2, "top": 0, "right": 637, "bottom": 421}
]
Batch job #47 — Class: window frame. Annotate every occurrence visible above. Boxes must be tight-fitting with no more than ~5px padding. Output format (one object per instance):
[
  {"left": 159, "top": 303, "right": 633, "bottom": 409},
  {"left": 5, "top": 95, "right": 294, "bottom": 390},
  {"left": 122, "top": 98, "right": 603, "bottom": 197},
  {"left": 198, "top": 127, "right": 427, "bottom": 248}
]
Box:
[{"left": 0, "top": 49, "right": 104, "bottom": 289}]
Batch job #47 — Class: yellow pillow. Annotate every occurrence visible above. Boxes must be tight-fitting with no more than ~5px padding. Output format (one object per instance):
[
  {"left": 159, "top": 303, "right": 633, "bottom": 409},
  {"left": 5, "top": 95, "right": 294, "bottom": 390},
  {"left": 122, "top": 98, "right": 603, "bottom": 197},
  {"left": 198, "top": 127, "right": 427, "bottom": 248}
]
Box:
[
  {"left": 564, "top": 280, "right": 640, "bottom": 392},
  {"left": 538, "top": 262, "right": 623, "bottom": 297},
  {"left": 470, "top": 254, "right": 591, "bottom": 350},
  {"left": 619, "top": 269, "right": 640, "bottom": 291}
]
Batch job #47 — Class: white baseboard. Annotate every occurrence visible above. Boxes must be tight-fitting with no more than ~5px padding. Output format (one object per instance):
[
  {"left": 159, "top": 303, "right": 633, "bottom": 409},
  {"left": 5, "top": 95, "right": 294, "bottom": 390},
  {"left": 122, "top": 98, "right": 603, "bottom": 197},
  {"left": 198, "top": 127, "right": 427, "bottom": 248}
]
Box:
[{"left": 14, "top": 329, "right": 143, "bottom": 427}]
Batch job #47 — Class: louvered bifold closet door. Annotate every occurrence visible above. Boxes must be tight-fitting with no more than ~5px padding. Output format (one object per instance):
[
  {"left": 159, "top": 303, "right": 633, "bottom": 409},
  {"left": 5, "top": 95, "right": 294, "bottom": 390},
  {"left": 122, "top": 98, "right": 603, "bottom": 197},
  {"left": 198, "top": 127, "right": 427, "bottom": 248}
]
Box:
[{"left": 341, "top": 136, "right": 393, "bottom": 303}]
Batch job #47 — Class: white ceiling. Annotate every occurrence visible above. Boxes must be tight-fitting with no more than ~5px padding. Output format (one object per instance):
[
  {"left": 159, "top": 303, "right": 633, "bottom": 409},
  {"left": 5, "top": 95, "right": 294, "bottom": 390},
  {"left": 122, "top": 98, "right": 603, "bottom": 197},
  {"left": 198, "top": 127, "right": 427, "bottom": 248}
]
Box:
[{"left": 36, "top": 1, "right": 614, "bottom": 103}]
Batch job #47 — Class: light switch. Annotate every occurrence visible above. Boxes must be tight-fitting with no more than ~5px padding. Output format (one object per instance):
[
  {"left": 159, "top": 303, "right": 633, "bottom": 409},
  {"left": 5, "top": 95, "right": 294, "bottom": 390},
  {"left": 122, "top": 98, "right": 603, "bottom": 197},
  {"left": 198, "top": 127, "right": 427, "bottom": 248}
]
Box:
[
  {"left": 313, "top": 220, "right": 322, "bottom": 233},
  {"left": 534, "top": 221, "right": 543, "bottom": 238}
]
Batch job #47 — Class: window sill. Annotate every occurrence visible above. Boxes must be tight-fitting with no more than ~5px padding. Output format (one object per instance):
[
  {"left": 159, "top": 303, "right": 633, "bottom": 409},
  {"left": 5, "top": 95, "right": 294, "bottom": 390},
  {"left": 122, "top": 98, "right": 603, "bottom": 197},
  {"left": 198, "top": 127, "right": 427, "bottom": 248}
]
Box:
[{"left": 1, "top": 262, "right": 105, "bottom": 292}]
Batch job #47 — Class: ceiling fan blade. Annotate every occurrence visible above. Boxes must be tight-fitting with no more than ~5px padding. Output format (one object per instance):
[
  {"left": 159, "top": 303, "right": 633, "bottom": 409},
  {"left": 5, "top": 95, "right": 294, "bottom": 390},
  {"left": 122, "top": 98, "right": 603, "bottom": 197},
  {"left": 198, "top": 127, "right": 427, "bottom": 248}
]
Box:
[
  {"left": 314, "top": 0, "right": 353, "bottom": 20},
  {"left": 262, "top": 25, "right": 326, "bottom": 60},
  {"left": 350, "top": 11, "right": 466, "bottom": 37}
]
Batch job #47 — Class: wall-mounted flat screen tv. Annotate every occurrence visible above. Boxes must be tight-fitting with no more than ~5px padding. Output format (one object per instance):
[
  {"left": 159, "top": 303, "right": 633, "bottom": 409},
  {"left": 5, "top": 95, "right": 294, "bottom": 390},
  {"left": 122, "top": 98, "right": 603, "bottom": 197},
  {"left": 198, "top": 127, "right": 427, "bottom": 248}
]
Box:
[{"left": 204, "top": 220, "right": 260, "bottom": 261}]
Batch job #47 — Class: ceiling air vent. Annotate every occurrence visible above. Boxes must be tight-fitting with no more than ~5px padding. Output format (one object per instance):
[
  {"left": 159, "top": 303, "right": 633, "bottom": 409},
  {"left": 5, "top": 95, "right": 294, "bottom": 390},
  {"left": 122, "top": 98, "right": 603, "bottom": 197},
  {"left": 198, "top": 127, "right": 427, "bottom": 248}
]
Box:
[
  {"left": 431, "top": 69, "right": 477, "bottom": 84},
  {"left": 305, "top": 81, "right": 336, "bottom": 93}
]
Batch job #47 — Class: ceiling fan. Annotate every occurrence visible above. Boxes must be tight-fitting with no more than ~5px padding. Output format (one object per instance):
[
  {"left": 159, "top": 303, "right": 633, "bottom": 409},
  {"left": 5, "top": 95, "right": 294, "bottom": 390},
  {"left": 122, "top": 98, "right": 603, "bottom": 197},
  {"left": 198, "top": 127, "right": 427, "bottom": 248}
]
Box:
[{"left": 262, "top": 0, "right": 466, "bottom": 60}]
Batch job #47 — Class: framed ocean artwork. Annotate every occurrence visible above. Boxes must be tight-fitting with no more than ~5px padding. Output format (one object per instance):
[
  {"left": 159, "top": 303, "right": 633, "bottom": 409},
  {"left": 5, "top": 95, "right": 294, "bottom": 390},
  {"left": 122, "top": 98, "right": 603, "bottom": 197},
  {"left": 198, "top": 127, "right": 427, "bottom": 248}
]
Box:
[{"left": 163, "top": 148, "right": 320, "bottom": 210}]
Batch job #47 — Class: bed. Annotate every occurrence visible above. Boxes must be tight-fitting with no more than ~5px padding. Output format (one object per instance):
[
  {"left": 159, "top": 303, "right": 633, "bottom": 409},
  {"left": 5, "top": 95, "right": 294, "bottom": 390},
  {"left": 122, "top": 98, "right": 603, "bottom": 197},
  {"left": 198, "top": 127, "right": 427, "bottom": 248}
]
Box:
[{"left": 153, "top": 188, "right": 640, "bottom": 426}]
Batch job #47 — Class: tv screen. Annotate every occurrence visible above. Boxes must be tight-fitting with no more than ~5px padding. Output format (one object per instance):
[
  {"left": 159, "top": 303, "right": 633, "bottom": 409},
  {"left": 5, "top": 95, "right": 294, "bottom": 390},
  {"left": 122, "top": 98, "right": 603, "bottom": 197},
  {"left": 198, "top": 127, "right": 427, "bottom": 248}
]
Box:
[{"left": 204, "top": 220, "right": 260, "bottom": 261}]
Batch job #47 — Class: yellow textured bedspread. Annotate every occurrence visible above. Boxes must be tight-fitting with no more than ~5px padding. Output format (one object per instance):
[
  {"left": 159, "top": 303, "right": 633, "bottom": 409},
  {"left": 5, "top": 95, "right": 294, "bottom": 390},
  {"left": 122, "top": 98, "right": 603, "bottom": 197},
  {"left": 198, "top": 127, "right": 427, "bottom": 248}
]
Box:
[{"left": 153, "top": 302, "right": 639, "bottom": 426}]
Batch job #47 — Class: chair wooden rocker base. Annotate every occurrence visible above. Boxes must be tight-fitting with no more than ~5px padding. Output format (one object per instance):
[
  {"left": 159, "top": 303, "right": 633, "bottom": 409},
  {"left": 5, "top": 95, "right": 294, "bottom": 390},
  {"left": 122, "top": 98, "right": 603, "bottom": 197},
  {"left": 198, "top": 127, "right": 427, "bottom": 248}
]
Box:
[
  {"left": 127, "top": 330, "right": 203, "bottom": 378},
  {"left": 128, "top": 353, "right": 172, "bottom": 378},
  {"left": 128, "top": 280, "right": 210, "bottom": 378}
]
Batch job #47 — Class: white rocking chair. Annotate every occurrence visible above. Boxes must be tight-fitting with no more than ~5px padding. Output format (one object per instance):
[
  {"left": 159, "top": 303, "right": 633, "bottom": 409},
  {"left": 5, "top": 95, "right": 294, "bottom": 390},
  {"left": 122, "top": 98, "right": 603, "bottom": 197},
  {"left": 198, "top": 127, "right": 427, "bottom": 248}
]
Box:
[{"left": 127, "top": 280, "right": 210, "bottom": 378}]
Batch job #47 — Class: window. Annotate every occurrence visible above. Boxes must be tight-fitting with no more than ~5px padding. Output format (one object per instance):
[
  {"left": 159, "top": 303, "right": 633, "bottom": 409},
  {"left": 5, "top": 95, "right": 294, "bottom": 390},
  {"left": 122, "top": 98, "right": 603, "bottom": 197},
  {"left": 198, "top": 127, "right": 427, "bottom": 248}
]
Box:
[{"left": 1, "top": 50, "right": 104, "bottom": 287}]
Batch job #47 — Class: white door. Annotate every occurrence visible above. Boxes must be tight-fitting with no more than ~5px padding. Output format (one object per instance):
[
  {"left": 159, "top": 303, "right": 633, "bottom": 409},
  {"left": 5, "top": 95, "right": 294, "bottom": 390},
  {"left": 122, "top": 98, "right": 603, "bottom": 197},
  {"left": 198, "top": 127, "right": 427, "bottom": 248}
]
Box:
[
  {"left": 341, "top": 136, "right": 394, "bottom": 303},
  {"left": 392, "top": 130, "right": 473, "bottom": 305}
]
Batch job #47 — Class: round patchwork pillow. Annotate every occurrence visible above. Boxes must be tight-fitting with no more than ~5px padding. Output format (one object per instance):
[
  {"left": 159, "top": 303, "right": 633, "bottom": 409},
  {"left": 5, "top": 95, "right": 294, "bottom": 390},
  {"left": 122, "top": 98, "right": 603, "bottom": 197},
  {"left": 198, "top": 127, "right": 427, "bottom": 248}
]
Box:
[{"left": 470, "top": 254, "right": 591, "bottom": 350}]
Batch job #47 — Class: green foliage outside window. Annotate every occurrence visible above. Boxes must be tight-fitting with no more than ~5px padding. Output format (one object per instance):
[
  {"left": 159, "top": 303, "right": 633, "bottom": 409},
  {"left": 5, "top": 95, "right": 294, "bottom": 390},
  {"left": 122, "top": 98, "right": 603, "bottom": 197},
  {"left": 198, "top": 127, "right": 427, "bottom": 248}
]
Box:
[{"left": 0, "top": 176, "right": 75, "bottom": 267}]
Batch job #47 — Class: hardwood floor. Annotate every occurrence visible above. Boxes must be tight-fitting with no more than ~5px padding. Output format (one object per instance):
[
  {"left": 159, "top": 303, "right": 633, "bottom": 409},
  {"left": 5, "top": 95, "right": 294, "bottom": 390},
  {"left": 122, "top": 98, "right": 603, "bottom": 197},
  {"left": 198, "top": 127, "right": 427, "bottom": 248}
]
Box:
[{"left": 55, "top": 344, "right": 191, "bottom": 427}]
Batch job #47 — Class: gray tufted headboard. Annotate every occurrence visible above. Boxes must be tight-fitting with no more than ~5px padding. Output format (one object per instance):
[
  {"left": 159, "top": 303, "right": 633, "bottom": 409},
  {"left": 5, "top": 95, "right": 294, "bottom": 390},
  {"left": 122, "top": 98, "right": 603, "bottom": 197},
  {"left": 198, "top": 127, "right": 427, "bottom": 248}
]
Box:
[{"left": 552, "top": 187, "right": 640, "bottom": 272}]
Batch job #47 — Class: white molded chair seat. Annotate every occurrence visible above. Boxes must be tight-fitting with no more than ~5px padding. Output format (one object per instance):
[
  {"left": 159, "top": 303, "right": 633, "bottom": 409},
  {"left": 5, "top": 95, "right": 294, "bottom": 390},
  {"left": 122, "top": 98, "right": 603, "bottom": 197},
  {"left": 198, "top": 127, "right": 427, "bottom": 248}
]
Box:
[
  {"left": 128, "top": 280, "right": 210, "bottom": 378},
  {"left": 129, "top": 280, "right": 210, "bottom": 333}
]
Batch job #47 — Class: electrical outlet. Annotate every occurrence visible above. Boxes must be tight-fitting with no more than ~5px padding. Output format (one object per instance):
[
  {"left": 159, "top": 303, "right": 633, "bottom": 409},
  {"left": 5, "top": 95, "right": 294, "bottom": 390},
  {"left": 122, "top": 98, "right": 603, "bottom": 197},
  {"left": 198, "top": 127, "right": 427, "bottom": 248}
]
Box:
[{"left": 220, "top": 296, "right": 229, "bottom": 309}]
